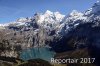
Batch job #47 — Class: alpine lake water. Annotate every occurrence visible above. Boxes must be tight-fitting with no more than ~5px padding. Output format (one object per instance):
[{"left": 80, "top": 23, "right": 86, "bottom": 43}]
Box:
[{"left": 20, "top": 47, "right": 55, "bottom": 62}]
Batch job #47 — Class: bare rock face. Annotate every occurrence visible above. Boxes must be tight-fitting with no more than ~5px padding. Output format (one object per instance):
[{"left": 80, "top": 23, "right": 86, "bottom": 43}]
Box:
[{"left": 0, "top": 19, "right": 57, "bottom": 58}]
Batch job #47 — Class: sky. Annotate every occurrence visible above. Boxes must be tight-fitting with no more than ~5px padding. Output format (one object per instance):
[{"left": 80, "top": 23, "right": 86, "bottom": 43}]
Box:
[{"left": 0, "top": 0, "right": 97, "bottom": 24}]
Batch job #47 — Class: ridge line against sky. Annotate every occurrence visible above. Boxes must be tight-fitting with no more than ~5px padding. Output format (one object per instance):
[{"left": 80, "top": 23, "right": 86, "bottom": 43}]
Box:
[{"left": 0, "top": 0, "right": 97, "bottom": 23}]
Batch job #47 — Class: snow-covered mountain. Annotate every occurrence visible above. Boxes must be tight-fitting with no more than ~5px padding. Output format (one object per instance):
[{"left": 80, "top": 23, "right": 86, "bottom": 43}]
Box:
[
  {"left": 0, "top": 0, "right": 100, "bottom": 49},
  {"left": 84, "top": 1, "right": 100, "bottom": 23},
  {"left": 0, "top": 1, "right": 100, "bottom": 59},
  {"left": 85, "top": 1, "right": 100, "bottom": 15},
  {"left": 37, "top": 10, "right": 65, "bottom": 24},
  {"left": 0, "top": 10, "right": 85, "bottom": 35},
  {"left": 0, "top": 1, "right": 100, "bottom": 32}
]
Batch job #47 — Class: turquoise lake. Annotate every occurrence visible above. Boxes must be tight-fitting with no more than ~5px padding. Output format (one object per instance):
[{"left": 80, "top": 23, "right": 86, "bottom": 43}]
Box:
[{"left": 20, "top": 47, "right": 55, "bottom": 62}]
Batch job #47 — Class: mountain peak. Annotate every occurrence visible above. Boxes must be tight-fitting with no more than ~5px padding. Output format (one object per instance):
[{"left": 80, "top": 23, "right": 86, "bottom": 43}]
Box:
[
  {"left": 17, "top": 17, "right": 28, "bottom": 22},
  {"left": 45, "top": 10, "right": 53, "bottom": 15},
  {"left": 37, "top": 10, "right": 65, "bottom": 25},
  {"left": 70, "top": 10, "right": 83, "bottom": 17}
]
